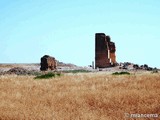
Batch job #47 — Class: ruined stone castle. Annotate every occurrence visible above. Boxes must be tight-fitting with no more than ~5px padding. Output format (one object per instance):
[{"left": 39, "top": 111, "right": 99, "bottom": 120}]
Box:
[{"left": 95, "top": 33, "right": 116, "bottom": 68}]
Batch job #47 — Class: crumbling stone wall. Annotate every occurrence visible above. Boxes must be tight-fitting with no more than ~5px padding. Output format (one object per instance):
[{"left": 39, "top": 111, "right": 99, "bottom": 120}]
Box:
[
  {"left": 95, "top": 33, "right": 116, "bottom": 68},
  {"left": 109, "top": 42, "right": 116, "bottom": 64},
  {"left": 40, "top": 55, "right": 57, "bottom": 71}
]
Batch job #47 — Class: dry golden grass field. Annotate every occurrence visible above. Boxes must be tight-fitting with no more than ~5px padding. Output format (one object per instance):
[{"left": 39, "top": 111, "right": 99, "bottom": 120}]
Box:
[{"left": 0, "top": 72, "right": 160, "bottom": 120}]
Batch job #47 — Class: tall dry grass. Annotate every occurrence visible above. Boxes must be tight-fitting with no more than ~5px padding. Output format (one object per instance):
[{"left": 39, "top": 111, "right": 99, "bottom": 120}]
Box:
[{"left": 0, "top": 72, "right": 160, "bottom": 120}]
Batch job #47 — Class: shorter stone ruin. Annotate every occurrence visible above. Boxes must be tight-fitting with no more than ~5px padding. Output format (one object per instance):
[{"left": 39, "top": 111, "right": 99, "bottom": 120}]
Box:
[{"left": 40, "top": 55, "right": 57, "bottom": 71}]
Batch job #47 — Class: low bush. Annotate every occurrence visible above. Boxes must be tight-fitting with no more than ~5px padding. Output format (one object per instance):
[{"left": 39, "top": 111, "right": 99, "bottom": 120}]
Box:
[
  {"left": 34, "top": 72, "right": 62, "bottom": 79},
  {"left": 64, "top": 69, "right": 90, "bottom": 73},
  {"left": 152, "top": 68, "right": 158, "bottom": 73},
  {"left": 112, "top": 71, "right": 130, "bottom": 75}
]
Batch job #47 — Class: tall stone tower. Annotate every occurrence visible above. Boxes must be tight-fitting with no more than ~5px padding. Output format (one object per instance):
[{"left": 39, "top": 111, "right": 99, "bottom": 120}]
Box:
[{"left": 95, "top": 33, "right": 116, "bottom": 68}]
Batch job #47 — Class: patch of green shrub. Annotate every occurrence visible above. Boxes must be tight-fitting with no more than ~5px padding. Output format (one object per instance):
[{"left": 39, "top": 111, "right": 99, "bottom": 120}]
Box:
[
  {"left": 64, "top": 69, "right": 90, "bottom": 73},
  {"left": 112, "top": 72, "right": 130, "bottom": 75},
  {"left": 34, "top": 72, "right": 62, "bottom": 79},
  {"left": 151, "top": 68, "right": 158, "bottom": 74}
]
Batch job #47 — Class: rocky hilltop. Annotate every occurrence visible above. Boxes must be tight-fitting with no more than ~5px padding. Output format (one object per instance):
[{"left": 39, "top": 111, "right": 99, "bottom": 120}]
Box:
[{"left": 0, "top": 61, "right": 159, "bottom": 75}]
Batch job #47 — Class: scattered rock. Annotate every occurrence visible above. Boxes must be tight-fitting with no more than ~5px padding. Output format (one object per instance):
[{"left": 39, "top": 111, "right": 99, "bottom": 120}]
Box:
[
  {"left": 0, "top": 67, "right": 40, "bottom": 75},
  {"left": 6, "top": 67, "right": 28, "bottom": 75}
]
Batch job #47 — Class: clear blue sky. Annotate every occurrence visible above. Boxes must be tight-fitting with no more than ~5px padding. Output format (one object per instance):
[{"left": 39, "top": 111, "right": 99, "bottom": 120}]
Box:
[{"left": 0, "top": 0, "right": 160, "bottom": 67}]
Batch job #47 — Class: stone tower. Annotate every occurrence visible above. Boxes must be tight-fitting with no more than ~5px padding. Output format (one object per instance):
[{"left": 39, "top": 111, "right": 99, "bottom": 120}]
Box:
[{"left": 95, "top": 33, "right": 116, "bottom": 68}]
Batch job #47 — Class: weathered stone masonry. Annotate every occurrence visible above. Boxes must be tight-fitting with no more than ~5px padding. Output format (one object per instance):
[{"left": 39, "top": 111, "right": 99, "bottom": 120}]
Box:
[
  {"left": 40, "top": 55, "right": 57, "bottom": 71},
  {"left": 95, "top": 33, "right": 116, "bottom": 68}
]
